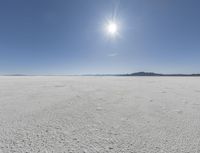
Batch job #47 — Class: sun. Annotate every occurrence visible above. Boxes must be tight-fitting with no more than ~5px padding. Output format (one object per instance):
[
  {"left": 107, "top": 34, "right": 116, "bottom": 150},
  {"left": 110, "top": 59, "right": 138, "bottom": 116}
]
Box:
[{"left": 106, "top": 21, "right": 118, "bottom": 36}]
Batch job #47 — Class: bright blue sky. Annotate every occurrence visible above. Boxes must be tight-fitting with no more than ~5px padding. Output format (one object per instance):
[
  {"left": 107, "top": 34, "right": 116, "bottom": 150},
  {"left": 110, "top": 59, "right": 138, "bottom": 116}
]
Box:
[{"left": 0, "top": 0, "right": 200, "bottom": 75}]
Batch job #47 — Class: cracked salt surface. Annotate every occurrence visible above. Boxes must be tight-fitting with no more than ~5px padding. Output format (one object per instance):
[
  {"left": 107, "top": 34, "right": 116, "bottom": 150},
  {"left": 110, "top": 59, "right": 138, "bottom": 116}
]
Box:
[{"left": 0, "top": 76, "right": 200, "bottom": 152}]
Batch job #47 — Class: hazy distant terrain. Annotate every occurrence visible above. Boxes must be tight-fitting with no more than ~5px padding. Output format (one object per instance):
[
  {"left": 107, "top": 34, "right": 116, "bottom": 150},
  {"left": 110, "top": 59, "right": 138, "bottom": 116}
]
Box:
[
  {"left": 84, "top": 72, "right": 200, "bottom": 76},
  {"left": 0, "top": 76, "right": 200, "bottom": 153}
]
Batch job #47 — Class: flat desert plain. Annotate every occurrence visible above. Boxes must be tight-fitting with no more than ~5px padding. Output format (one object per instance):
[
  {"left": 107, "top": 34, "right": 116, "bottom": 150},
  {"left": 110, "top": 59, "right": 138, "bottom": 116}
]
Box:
[{"left": 0, "top": 76, "right": 200, "bottom": 153}]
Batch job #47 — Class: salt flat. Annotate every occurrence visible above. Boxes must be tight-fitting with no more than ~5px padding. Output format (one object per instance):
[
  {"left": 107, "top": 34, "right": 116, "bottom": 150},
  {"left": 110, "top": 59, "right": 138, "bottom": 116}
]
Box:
[{"left": 0, "top": 76, "right": 200, "bottom": 153}]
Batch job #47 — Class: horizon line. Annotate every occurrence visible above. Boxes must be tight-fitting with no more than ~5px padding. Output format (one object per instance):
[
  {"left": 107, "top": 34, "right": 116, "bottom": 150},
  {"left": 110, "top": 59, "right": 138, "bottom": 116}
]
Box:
[{"left": 1, "top": 72, "right": 200, "bottom": 76}]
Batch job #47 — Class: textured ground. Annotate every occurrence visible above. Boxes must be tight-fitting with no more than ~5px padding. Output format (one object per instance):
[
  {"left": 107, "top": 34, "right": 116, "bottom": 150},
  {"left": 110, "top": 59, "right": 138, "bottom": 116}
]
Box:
[{"left": 0, "top": 76, "right": 200, "bottom": 153}]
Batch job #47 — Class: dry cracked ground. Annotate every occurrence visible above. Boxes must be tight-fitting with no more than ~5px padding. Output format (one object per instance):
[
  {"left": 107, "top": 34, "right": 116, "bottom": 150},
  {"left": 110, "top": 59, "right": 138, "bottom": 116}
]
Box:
[{"left": 0, "top": 76, "right": 200, "bottom": 153}]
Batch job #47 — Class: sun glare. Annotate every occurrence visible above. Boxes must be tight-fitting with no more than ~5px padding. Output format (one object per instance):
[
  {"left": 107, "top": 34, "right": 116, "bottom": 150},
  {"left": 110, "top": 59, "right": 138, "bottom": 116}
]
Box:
[{"left": 106, "top": 21, "right": 118, "bottom": 36}]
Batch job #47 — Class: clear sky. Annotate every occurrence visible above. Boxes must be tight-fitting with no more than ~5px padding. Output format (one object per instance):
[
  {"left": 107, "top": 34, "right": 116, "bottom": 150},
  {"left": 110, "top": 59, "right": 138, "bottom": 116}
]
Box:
[{"left": 0, "top": 0, "right": 200, "bottom": 75}]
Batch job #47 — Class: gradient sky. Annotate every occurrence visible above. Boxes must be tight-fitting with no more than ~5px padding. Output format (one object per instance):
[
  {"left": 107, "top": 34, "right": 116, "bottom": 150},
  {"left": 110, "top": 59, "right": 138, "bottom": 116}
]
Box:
[{"left": 0, "top": 0, "right": 200, "bottom": 75}]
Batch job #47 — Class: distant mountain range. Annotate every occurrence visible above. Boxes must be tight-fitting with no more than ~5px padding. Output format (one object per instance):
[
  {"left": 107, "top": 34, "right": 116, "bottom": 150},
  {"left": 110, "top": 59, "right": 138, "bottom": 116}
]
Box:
[
  {"left": 3, "top": 72, "right": 200, "bottom": 76},
  {"left": 84, "top": 72, "right": 200, "bottom": 76},
  {"left": 118, "top": 72, "right": 200, "bottom": 76},
  {"left": 3, "top": 74, "right": 28, "bottom": 76}
]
